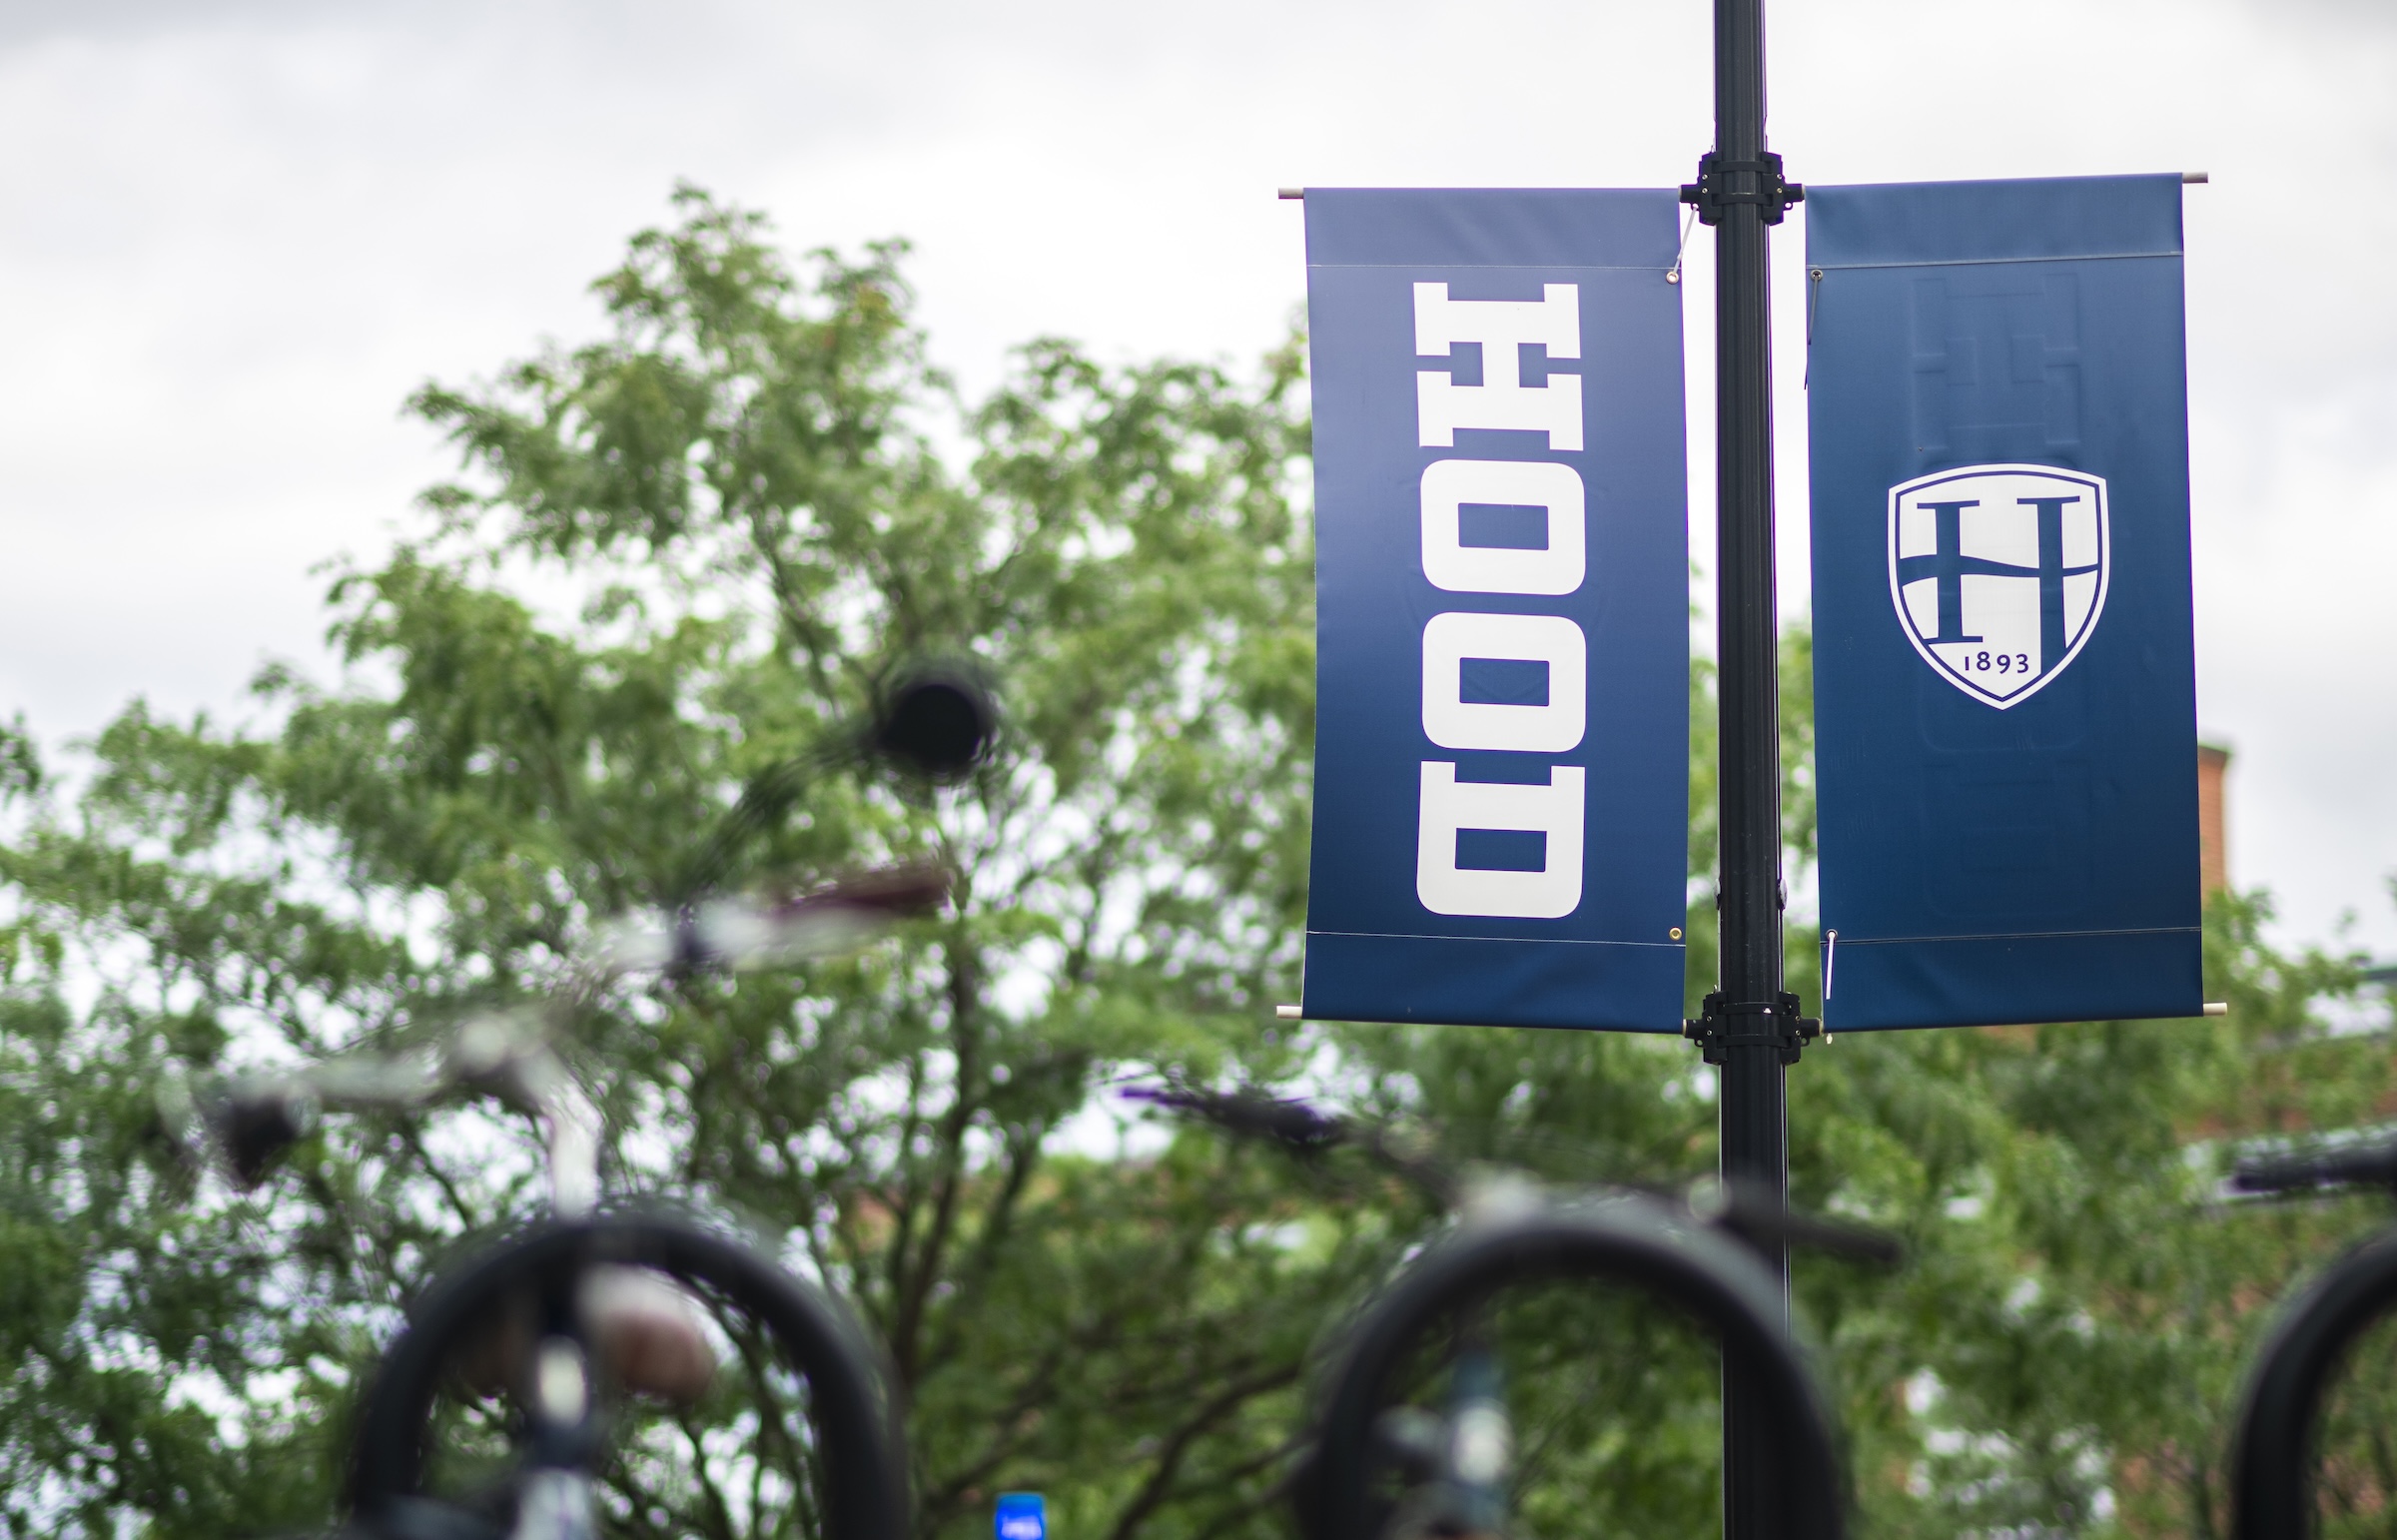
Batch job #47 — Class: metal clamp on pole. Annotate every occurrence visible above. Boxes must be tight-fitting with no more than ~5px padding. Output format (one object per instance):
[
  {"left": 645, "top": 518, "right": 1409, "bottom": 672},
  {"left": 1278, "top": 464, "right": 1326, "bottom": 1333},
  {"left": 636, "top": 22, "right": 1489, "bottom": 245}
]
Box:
[
  {"left": 1683, "top": 992, "right": 1822, "bottom": 1067},
  {"left": 1679, "top": 151, "right": 1804, "bottom": 227}
]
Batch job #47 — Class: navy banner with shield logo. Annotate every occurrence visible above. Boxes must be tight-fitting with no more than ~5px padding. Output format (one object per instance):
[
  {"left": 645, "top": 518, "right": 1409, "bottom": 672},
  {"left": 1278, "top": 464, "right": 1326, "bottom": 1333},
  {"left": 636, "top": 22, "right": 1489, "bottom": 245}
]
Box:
[
  {"left": 1806, "top": 175, "right": 2203, "bottom": 1030},
  {"left": 1299, "top": 190, "right": 1689, "bottom": 1033}
]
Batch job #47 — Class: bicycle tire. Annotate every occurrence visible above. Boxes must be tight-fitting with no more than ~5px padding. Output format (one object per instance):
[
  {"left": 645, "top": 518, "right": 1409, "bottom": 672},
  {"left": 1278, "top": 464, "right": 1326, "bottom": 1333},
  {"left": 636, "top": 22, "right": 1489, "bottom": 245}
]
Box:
[
  {"left": 349, "top": 1211, "right": 909, "bottom": 1540},
  {"left": 2232, "top": 1230, "right": 2397, "bottom": 1540},
  {"left": 1301, "top": 1196, "right": 1845, "bottom": 1540}
]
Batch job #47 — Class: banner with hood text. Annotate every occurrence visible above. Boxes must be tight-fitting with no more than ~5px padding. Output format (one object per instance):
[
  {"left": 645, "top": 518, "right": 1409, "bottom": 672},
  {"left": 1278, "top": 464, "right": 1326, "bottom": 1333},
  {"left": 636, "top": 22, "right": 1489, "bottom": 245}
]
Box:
[{"left": 1299, "top": 189, "right": 1689, "bottom": 1033}]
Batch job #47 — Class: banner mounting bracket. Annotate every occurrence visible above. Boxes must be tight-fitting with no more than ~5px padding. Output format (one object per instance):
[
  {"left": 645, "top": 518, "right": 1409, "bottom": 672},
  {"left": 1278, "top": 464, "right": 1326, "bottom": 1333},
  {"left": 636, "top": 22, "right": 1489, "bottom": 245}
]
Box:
[
  {"left": 1679, "top": 151, "right": 1804, "bottom": 227},
  {"left": 1684, "top": 991, "right": 1821, "bottom": 1067}
]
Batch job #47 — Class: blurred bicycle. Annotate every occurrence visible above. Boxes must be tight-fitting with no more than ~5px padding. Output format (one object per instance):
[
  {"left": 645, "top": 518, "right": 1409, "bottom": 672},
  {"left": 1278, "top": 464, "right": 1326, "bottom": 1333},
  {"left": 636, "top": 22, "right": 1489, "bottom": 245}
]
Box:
[
  {"left": 1136, "top": 1087, "right": 1890, "bottom": 1540},
  {"left": 2229, "top": 1138, "right": 2397, "bottom": 1540},
  {"left": 171, "top": 667, "right": 995, "bottom": 1540}
]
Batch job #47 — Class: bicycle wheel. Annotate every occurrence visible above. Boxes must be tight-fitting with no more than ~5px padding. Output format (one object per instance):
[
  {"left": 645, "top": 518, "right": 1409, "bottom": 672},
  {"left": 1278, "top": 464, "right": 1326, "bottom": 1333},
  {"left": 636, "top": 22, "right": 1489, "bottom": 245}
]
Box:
[
  {"left": 2233, "top": 1230, "right": 2397, "bottom": 1540},
  {"left": 1300, "top": 1195, "right": 1844, "bottom": 1540},
  {"left": 349, "top": 1212, "right": 909, "bottom": 1540}
]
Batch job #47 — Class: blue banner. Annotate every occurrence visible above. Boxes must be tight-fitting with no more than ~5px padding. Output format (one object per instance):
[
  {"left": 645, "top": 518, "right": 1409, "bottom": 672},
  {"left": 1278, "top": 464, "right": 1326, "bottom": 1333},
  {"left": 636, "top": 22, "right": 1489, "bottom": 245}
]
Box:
[
  {"left": 1299, "top": 190, "right": 1689, "bottom": 1033},
  {"left": 1806, "top": 175, "right": 2203, "bottom": 1031}
]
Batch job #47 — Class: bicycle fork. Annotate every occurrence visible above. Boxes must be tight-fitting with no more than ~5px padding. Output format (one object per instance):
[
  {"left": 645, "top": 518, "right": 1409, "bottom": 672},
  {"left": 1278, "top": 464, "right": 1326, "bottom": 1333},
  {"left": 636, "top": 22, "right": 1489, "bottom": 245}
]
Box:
[
  {"left": 514, "top": 1333, "right": 600, "bottom": 1540},
  {"left": 1375, "top": 1331, "right": 1515, "bottom": 1540},
  {"left": 1441, "top": 1342, "right": 1514, "bottom": 1539}
]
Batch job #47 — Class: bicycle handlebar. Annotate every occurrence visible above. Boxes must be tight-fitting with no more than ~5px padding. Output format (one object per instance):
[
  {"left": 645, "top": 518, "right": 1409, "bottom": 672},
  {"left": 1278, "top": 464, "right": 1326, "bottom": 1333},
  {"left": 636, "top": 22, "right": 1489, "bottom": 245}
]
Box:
[
  {"left": 603, "top": 862, "right": 951, "bottom": 973},
  {"left": 2233, "top": 1142, "right": 2397, "bottom": 1196},
  {"left": 180, "top": 861, "right": 952, "bottom": 1203},
  {"left": 1127, "top": 1086, "right": 1350, "bottom": 1155},
  {"left": 1135, "top": 1084, "right": 1902, "bottom": 1265}
]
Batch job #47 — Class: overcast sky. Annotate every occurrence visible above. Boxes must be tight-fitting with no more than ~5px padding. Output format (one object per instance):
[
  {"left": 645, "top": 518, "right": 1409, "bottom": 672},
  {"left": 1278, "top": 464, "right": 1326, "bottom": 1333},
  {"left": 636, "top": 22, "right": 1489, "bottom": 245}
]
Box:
[{"left": 0, "top": 0, "right": 2390, "bottom": 957}]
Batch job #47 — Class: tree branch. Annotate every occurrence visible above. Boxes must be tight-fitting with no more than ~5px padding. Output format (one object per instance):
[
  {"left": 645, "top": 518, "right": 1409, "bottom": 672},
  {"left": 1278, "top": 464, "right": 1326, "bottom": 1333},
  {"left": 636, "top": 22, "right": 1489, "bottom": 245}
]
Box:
[{"left": 1104, "top": 1361, "right": 1300, "bottom": 1540}]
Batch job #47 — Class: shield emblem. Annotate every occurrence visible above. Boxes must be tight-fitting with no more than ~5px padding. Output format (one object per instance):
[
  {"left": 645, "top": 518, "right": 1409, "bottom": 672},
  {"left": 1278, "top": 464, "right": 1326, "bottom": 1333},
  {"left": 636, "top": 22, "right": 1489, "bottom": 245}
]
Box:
[{"left": 1887, "top": 463, "right": 2109, "bottom": 709}]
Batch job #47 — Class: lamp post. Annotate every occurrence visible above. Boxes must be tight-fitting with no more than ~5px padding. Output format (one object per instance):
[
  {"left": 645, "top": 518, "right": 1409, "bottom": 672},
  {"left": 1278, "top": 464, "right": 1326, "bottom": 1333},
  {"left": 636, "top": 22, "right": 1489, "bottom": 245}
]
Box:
[{"left": 1678, "top": 0, "right": 1810, "bottom": 1534}]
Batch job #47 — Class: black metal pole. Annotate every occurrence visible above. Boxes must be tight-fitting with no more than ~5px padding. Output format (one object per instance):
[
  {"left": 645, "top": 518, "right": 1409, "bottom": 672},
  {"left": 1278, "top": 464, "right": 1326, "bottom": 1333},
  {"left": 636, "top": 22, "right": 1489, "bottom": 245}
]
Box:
[
  {"left": 1677, "top": 0, "right": 1807, "bottom": 1534},
  {"left": 1711, "top": 0, "right": 1785, "bottom": 1266}
]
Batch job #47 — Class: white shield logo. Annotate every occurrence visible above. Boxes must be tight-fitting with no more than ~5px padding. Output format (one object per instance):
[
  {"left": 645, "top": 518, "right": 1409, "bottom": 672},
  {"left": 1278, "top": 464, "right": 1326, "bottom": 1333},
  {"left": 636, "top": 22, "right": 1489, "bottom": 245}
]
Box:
[{"left": 1887, "top": 463, "right": 2108, "bottom": 709}]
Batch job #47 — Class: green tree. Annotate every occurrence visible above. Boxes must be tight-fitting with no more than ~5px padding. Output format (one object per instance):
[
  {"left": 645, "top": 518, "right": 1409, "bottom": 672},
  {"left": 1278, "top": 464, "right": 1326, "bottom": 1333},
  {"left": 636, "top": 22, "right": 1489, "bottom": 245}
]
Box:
[{"left": 0, "top": 187, "right": 1355, "bottom": 1540}]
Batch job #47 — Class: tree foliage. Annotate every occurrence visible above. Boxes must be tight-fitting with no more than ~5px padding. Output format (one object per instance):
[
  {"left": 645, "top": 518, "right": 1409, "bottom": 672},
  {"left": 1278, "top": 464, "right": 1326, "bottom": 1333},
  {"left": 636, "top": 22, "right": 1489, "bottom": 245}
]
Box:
[{"left": 0, "top": 187, "right": 2387, "bottom": 1539}]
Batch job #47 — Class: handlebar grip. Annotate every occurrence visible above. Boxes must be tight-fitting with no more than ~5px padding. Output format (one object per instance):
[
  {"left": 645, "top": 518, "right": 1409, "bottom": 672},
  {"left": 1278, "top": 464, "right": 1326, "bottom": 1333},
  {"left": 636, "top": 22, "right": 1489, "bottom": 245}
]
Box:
[
  {"left": 206, "top": 1087, "right": 310, "bottom": 1187},
  {"left": 1693, "top": 1177, "right": 1905, "bottom": 1265},
  {"left": 2233, "top": 1145, "right": 2397, "bottom": 1194},
  {"left": 663, "top": 862, "right": 957, "bottom": 970},
  {"left": 1125, "top": 1086, "right": 1349, "bottom": 1155},
  {"left": 804, "top": 861, "right": 953, "bottom": 918}
]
